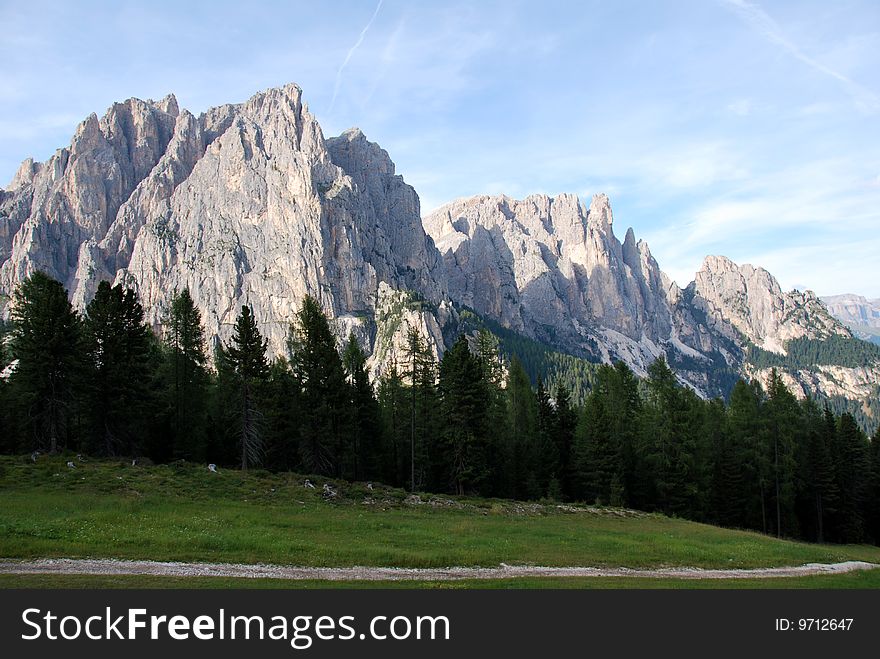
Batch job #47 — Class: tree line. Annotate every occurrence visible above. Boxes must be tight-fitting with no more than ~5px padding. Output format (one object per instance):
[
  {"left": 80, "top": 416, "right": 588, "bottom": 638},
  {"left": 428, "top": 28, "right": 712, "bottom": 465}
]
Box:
[{"left": 1, "top": 271, "right": 878, "bottom": 545}]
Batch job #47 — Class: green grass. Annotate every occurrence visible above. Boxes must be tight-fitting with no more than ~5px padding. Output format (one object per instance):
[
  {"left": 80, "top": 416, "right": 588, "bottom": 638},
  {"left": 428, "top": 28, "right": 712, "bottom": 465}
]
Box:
[{"left": 2, "top": 456, "right": 880, "bottom": 572}]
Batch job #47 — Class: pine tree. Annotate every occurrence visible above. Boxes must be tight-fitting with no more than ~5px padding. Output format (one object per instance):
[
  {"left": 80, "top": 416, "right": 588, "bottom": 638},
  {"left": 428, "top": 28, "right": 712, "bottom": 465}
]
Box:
[
  {"left": 506, "top": 357, "right": 540, "bottom": 500},
  {"left": 829, "top": 412, "right": 871, "bottom": 542},
  {"left": 9, "top": 272, "right": 83, "bottom": 454},
  {"left": 476, "top": 329, "right": 509, "bottom": 497},
  {"left": 573, "top": 362, "right": 642, "bottom": 506},
  {"left": 403, "top": 326, "right": 437, "bottom": 490},
  {"left": 225, "top": 305, "right": 269, "bottom": 471},
  {"left": 262, "top": 357, "right": 301, "bottom": 472},
  {"left": 438, "top": 335, "right": 489, "bottom": 495},
  {"left": 574, "top": 379, "right": 614, "bottom": 504},
  {"left": 552, "top": 383, "right": 578, "bottom": 500},
  {"left": 532, "top": 377, "right": 560, "bottom": 498},
  {"left": 164, "top": 288, "right": 209, "bottom": 462},
  {"left": 867, "top": 426, "right": 880, "bottom": 543},
  {"left": 641, "top": 358, "right": 693, "bottom": 515},
  {"left": 343, "top": 333, "right": 381, "bottom": 481},
  {"left": 764, "top": 369, "right": 800, "bottom": 538},
  {"left": 289, "top": 296, "right": 347, "bottom": 476},
  {"left": 797, "top": 402, "right": 837, "bottom": 542},
  {"left": 378, "top": 362, "right": 407, "bottom": 485},
  {"left": 709, "top": 397, "right": 741, "bottom": 526},
  {"left": 727, "top": 379, "right": 768, "bottom": 532},
  {"left": 83, "top": 281, "right": 154, "bottom": 457}
]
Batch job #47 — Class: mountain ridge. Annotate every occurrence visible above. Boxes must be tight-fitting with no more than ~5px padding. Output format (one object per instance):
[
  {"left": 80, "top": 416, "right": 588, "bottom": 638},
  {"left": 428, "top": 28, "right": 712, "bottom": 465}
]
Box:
[{"left": 1, "top": 82, "right": 876, "bottom": 420}]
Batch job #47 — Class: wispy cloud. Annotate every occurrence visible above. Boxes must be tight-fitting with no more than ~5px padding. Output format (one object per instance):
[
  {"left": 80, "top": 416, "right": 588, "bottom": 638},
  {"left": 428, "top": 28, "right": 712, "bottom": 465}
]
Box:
[
  {"left": 327, "top": 0, "right": 384, "bottom": 114},
  {"left": 727, "top": 99, "right": 752, "bottom": 116},
  {"left": 721, "top": 0, "right": 880, "bottom": 112}
]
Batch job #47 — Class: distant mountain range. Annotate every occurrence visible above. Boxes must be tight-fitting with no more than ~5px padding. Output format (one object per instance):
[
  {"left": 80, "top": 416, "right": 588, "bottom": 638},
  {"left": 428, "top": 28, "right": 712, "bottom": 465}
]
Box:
[
  {"left": 1, "top": 83, "right": 877, "bottom": 431},
  {"left": 821, "top": 294, "right": 880, "bottom": 346}
]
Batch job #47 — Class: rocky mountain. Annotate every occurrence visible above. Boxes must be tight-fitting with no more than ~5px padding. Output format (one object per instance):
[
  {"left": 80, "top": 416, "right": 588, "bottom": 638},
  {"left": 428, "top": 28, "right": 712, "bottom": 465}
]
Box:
[
  {"left": 821, "top": 294, "right": 880, "bottom": 345},
  {"left": 423, "top": 194, "right": 878, "bottom": 411},
  {"left": 1, "top": 82, "right": 876, "bottom": 418},
  {"left": 687, "top": 257, "right": 878, "bottom": 414},
  {"left": 0, "top": 84, "right": 449, "bottom": 376},
  {"left": 422, "top": 193, "right": 738, "bottom": 394},
  {"left": 690, "top": 255, "right": 849, "bottom": 353}
]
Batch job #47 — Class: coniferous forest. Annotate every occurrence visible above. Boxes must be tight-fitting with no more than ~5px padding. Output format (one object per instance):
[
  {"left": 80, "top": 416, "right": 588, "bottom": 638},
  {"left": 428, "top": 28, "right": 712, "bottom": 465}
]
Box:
[{"left": 1, "top": 272, "right": 879, "bottom": 546}]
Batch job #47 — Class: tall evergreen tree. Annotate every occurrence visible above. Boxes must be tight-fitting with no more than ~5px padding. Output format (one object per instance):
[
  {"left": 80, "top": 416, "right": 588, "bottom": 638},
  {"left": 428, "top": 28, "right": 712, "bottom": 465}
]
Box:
[
  {"left": 476, "top": 329, "right": 510, "bottom": 497},
  {"left": 164, "top": 288, "right": 209, "bottom": 462},
  {"left": 225, "top": 305, "right": 269, "bottom": 471},
  {"left": 289, "top": 296, "right": 347, "bottom": 476},
  {"left": 506, "top": 357, "right": 540, "bottom": 500},
  {"left": 640, "top": 357, "right": 704, "bottom": 516},
  {"left": 83, "top": 281, "right": 154, "bottom": 457},
  {"left": 573, "top": 362, "right": 641, "bottom": 506},
  {"left": 867, "top": 425, "right": 880, "bottom": 543},
  {"left": 438, "top": 335, "right": 489, "bottom": 495},
  {"left": 531, "top": 377, "right": 560, "bottom": 499},
  {"left": 764, "top": 369, "right": 800, "bottom": 538},
  {"left": 727, "top": 379, "right": 769, "bottom": 532},
  {"left": 378, "top": 361, "right": 407, "bottom": 485},
  {"left": 9, "top": 272, "right": 83, "bottom": 454},
  {"left": 708, "top": 397, "right": 741, "bottom": 526},
  {"left": 829, "top": 412, "right": 871, "bottom": 543},
  {"left": 262, "top": 357, "right": 301, "bottom": 472},
  {"left": 343, "top": 334, "right": 381, "bottom": 481},
  {"left": 796, "top": 403, "right": 837, "bottom": 543},
  {"left": 403, "top": 326, "right": 437, "bottom": 490},
  {"left": 552, "top": 383, "right": 578, "bottom": 500}
]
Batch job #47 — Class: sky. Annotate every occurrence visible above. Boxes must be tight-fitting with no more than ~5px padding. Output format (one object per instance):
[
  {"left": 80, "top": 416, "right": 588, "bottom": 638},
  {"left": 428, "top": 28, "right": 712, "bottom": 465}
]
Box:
[{"left": 1, "top": 0, "right": 878, "bottom": 296}]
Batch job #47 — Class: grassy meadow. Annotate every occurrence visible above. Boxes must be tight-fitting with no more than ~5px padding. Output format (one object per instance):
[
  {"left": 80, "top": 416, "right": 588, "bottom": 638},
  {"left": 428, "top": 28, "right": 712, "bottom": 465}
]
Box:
[{"left": 2, "top": 455, "right": 880, "bottom": 587}]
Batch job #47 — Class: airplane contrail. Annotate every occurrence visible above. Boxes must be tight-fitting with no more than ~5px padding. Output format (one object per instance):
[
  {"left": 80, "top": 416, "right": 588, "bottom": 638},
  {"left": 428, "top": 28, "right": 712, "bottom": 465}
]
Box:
[{"left": 327, "top": 0, "right": 384, "bottom": 114}]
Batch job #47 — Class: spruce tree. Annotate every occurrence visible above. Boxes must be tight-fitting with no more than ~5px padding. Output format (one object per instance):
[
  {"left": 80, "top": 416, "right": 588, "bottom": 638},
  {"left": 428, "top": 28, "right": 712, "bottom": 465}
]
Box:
[
  {"left": 438, "top": 335, "right": 489, "bottom": 495},
  {"left": 403, "top": 326, "right": 437, "bottom": 490},
  {"left": 226, "top": 305, "right": 269, "bottom": 470},
  {"left": 9, "top": 272, "right": 83, "bottom": 454},
  {"left": 506, "top": 357, "right": 540, "bottom": 500},
  {"left": 83, "top": 281, "right": 154, "bottom": 457},
  {"left": 164, "top": 288, "right": 209, "bottom": 461},
  {"left": 262, "top": 357, "right": 301, "bottom": 472},
  {"left": 727, "top": 379, "right": 769, "bottom": 532},
  {"left": 574, "top": 379, "right": 614, "bottom": 504},
  {"left": 289, "top": 296, "right": 347, "bottom": 476},
  {"left": 764, "top": 369, "right": 800, "bottom": 538},
  {"left": 867, "top": 426, "right": 880, "bottom": 543},
  {"left": 378, "top": 362, "right": 407, "bottom": 485},
  {"left": 532, "top": 378, "right": 560, "bottom": 499},
  {"left": 552, "top": 383, "right": 578, "bottom": 500},
  {"left": 476, "top": 329, "right": 509, "bottom": 497},
  {"left": 797, "top": 402, "right": 837, "bottom": 542},
  {"left": 830, "top": 412, "right": 871, "bottom": 542},
  {"left": 343, "top": 333, "right": 381, "bottom": 481}
]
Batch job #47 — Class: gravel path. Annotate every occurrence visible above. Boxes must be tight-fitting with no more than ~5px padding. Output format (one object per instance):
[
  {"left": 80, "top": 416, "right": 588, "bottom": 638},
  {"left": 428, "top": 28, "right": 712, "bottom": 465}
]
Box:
[{"left": 0, "top": 558, "right": 876, "bottom": 581}]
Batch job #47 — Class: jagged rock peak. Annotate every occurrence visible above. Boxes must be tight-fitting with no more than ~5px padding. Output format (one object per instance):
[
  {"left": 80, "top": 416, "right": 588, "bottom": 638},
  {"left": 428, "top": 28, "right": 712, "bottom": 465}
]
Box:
[
  {"left": 692, "top": 254, "right": 849, "bottom": 353},
  {"left": 586, "top": 192, "right": 613, "bottom": 232},
  {"left": 5, "top": 157, "right": 42, "bottom": 191},
  {"left": 326, "top": 127, "right": 395, "bottom": 177}
]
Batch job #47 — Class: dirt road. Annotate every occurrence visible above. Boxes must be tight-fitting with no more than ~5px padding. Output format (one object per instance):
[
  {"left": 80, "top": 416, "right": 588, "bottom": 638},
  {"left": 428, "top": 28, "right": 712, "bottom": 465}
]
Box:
[{"left": 0, "top": 558, "right": 876, "bottom": 581}]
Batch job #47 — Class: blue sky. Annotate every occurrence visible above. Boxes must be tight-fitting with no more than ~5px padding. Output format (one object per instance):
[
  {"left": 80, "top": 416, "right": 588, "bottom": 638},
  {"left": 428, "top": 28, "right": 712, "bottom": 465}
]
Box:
[{"left": 1, "top": 0, "right": 878, "bottom": 296}]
